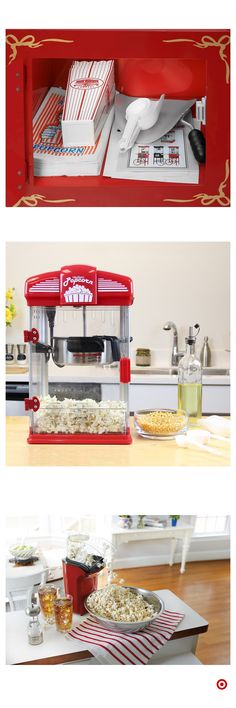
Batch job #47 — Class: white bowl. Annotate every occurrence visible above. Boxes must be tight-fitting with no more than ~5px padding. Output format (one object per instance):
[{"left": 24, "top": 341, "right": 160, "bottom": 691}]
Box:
[{"left": 9, "top": 544, "right": 36, "bottom": 561}]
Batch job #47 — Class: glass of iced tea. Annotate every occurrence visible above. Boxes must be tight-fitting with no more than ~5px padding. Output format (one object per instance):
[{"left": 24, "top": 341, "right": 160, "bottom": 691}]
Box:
[
  {"left": 38, "top": 584, "right": 58, "bottom": 624},
  {"left": 54, "top": 595, "right": 73, "bottom": 633}
]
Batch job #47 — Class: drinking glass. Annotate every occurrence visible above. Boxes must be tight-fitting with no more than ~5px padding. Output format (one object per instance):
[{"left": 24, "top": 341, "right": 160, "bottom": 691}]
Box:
[
  {"left": 54, "top": 595, "right": 73, "bottom": 633},
  {"left": 38, "top": 585, "right": 58, "bottom": 624}
]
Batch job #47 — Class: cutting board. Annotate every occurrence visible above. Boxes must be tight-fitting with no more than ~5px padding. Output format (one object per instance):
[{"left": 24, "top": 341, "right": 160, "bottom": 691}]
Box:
[{"left": 6, "top": 365, "right": 29, "bottom": 374}]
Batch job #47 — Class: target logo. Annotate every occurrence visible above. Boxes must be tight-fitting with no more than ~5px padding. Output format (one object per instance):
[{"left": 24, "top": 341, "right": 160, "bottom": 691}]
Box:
[{"left": 217, "top": 679, "right": 227, "bottom": 690}]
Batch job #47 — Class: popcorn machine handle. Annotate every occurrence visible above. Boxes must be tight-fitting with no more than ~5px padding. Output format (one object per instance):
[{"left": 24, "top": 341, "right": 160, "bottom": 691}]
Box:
[
  {"left": 188, "top": 129, "right": 205, "bottom": 163},
  {"left": 111, "top": 337, "right": 121, "bottom": 362},
  {"left": 102, "top": 336, "right": 121, "bottom": 362},
  {"left": 181, "top": 119, "right": 205, "bottom": 163}
]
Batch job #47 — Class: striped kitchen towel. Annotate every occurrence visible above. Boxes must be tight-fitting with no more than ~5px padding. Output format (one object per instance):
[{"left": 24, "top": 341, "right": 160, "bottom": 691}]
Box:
[{"left": 67, "top": 609, "right": 185, "bottom": 664}]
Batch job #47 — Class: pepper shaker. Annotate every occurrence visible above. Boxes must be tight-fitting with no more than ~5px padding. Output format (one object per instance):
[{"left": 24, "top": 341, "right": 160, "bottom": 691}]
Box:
[{"left": 26, "top": 605, "right": 43, "bottom": 645}]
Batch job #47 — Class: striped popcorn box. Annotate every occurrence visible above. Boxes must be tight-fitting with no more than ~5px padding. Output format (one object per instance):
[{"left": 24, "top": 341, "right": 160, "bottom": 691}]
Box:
[
  {"left": 64, "top": 285, "right": 93, "bottom": 303},
  {"left": 62, "top": 60, "right": 115, "bottom": 147},
  {"left": 67, "top": 608, "right": 185, "bottom": 665},
  {"left": 80, "top": 293, "right": 93, "bottom": 303}
]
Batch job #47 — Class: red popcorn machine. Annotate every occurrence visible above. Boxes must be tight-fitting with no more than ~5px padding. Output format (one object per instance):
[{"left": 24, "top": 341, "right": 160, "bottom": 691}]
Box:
[
  {"left": 62, "top": 534, "right": 106, "bottom": 615},
  {"left": 24, "top": 264, "right": 134, "bottom": 444}
]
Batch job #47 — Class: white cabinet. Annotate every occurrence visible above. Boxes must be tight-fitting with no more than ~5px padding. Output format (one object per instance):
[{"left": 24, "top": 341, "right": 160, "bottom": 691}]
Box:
[
  {"left": 102, "top": 383, "right": 230, "bottom": 415},
  {"left": 202, "top": 385, "right": 230, "bottom": 414},
  {"left": 129, "top": 385, "right": 177, "bottom": 411}
]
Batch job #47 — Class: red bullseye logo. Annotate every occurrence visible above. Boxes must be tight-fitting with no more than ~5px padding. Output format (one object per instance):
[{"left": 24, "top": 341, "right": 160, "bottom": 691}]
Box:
[{"left": 217, "top": 679, "right": 227, "bottom": 690}]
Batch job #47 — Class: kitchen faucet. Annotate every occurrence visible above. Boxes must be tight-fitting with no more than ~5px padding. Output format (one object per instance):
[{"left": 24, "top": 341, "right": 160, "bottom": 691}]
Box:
[{"left": 163, "top": 321, "right": 185, "bottom": 366}]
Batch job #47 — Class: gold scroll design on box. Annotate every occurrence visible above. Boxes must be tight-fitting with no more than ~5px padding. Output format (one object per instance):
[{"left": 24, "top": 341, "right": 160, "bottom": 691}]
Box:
[
  {"left": 163, "top": 160, "right": 230, "bottom": 207},
  {"left": 6, "top": 34, "right": 74, "bottom": 65},
  {"left": 13, "top": 194, "right": 76, "bottom": 208},
  {"left": 163, "top": 34, "right": 230, "bottom": 84}
]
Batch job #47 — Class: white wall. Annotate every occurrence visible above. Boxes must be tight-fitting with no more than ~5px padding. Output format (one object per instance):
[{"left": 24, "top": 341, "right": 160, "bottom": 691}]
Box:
[
  {"left": 6, "top": 242, "right": 230, "bottom": 365},
  {"left": 112, "top": 536, "right": 230, "bottom": 569}
]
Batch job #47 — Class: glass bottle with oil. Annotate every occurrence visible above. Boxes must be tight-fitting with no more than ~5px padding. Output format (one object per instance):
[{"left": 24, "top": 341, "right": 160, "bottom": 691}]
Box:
[{"left": 178, "top": 324, "right": 202, "bottom": 420}]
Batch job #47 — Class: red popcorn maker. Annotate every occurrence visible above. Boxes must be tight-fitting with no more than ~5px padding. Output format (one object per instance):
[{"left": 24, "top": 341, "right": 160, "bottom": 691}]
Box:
[
  {"left": 62, "top": 534, "right": 106, "bottom": 615},
  {"left": 24, "top": 264, "right": 134, "bottom": 444},
  {"left": 63, "top": 559, "right": 101, "bottom": 615},
  {"left": 62, "top": 535, "right": 105, "bottom": 615}
]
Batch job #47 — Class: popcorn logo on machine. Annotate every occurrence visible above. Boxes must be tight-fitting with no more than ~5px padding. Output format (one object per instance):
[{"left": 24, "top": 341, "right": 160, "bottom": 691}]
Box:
[
  {"left": 70, "top": 78, "right": 104, "bottom": 90},
  {"left": 60, "top": 265, "right": 97, "bottom": 305},
  {"left": 63, "top": 278, "right": 93, "bottom": 303}
]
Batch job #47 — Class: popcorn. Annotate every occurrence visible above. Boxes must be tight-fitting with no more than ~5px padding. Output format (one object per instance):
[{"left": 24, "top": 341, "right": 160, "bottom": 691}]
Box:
[
  {"left": 64, "top": 284, "right": 93, "bottom": 303},
  {"left": 87, "top": 585, "right": 156, "bottom": 622},
  {"left": 34, "top": 396, "right": 126, "bottom": 434}
]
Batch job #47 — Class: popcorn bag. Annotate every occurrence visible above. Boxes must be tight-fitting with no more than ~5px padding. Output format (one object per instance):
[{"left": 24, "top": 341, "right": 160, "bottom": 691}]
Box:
[{"left": 62, "top": 60, "right": 115, "bottom": 147}]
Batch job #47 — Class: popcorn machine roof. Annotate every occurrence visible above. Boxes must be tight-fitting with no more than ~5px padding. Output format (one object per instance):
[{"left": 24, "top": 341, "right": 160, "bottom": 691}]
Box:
[{"left": 24, "top": 264, "right": 134, "bottom": 307}]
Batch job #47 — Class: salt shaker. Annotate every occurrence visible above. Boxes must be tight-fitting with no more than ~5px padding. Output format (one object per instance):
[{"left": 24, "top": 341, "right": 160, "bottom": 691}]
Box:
[{"left": 26, "top": 605, "right": 43, "bottom": 645}]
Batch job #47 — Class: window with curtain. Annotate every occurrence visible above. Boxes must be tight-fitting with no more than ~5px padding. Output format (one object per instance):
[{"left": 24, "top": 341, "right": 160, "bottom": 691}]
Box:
[
  {"left": 5, "top": 516, "right": 112, "bottom": 545},
  {"left": 193, "top": 516, "right": 230, "bottom": 536}
]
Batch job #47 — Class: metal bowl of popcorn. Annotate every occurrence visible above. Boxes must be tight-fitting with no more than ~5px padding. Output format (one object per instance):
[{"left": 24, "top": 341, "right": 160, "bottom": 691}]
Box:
[
  {"left": 134, "top": 409, "right": 188, "bottom": 440},
  {"left": 84, "top": 585, "right": 164, "bottom": 633}
]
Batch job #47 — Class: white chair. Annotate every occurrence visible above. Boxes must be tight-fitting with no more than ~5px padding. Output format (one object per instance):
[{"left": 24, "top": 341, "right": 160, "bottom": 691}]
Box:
[
  {"left": 25, "top": 536, "right": 66, "bottom": 580},
  {"left": 6, "top": 569, "right": 46, "bottom": 611}
]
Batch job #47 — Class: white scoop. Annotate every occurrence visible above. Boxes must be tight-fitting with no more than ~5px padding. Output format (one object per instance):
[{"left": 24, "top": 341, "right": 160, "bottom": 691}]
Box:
[
  {"left": 187, "top": 429, "right": 230, "bottom": 444},
  {"left": 176, "top": 432, "right": 227, "bottom": 458},
  {"left": 198, "top": 415, "right": 230, "bottom": 438},
  {"left": 119, "top": 94, "right": 165, "bottom": 152}
]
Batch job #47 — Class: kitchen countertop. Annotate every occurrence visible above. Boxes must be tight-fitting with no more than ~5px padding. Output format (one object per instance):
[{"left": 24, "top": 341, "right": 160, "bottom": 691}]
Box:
[
  {"left": 6, "top": 588, "right": 208, "bottom": 665},
  {"left": 6, "top": 417, "right": 230, "bottom": 467}
]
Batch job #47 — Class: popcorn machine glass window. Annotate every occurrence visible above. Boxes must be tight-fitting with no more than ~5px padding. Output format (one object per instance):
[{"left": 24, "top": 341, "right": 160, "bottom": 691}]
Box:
[{"left": 24, "top": 265, "right": 133, "bottom": 444}]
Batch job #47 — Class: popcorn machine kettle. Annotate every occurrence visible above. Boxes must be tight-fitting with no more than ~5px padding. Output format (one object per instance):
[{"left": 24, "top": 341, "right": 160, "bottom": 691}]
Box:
[{"left": 24, "top": 264, "right": 134, "bottom": 444}]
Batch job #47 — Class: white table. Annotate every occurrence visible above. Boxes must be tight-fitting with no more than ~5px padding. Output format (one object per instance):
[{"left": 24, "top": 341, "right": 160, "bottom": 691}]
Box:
[
  {"left": 6, "top": 559, "right": 45, "bottom": 582},
  {"left": 6, "top": 589, "right": 208, "bottom": 665},
  {"left": 112, "top": 524, "right": 194, "bottom": 573},
  {"left": 6, "top": 558, "right": 46, "bottom": 610}
]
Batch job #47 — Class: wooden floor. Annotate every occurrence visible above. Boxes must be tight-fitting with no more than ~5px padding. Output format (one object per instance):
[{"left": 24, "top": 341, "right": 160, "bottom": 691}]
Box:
[{"left": 114, "top": 560, "right": 230, "bottom": 664}]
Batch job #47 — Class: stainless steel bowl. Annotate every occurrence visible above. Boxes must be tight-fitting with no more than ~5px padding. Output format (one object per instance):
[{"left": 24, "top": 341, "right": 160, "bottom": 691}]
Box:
[
  {"left": 51, "top": 336, "right": 120, "bottom": 367},
  {"left": 52, "top": 337, "right": 103, "bottom": 366},
  {"left": 84, "top": 586, "right": 164, "bottom": 633}
]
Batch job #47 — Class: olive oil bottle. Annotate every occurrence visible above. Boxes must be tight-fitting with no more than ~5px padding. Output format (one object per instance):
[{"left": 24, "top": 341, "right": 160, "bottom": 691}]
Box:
[{"left": 178, "top": 324, "right": 202, "bottom": 420}]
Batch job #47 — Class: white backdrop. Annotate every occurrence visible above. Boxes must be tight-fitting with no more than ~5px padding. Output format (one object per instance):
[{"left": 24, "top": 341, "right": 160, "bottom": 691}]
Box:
[{"left": 6, "top": 241, "right": 230, "bottom": 366}]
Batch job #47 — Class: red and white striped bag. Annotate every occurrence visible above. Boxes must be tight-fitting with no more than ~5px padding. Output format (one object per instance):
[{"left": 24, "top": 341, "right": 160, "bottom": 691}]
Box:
[{"left": 67, "top": 609, "right": 185, "bottom": 664}]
